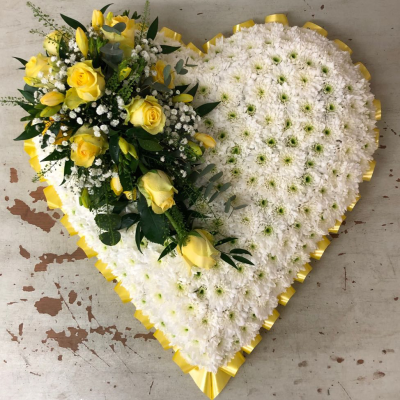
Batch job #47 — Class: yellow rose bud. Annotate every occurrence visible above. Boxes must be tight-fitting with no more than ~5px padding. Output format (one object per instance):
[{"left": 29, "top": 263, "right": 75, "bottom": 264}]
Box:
[
  {"left": 119, "top": 67, "right": 132, "bottom": 81},
  {"left": 92, "top": 10, "right": 104, "bottom": 30},
  {"left": 80, "top": 188, "right": 91, "bottom": 208},
  {"left": 172, "top": 94, "right": 193, "bottom": 103},
  {"left": 124, "top": 188, "right": 137, "bottom": 201},
  {"left": 43, "top": 31, "right": 62, "bottom": 56},
  {"left": 102, "top": 14, "right": 135, "bottom": 58},
  {"left": 138, "top": 170, "right": 178, "bottom": 214},
  {"left": 151, "top": 60, "right": 174, "bottom": 89},
  {"left": 194, "top": 133, "right": 217, "bottom": 149},
  {"left": 65, "top": 61, "right": 105, "bottom": 109},
  {"left": 111, "top": 175, "right": 123, "bottom": 196},
  {"left": 40, "top": 91, "right": 65, "bottom": 106},
  {"left": 118, "top": 137, "right": 138, "bottom": 159},
  {"left": 125, "top": 95, "right": 166, "bottom": 135},
  {"left": 70, "top": 124, "right": 108, "bottom": 168},
  {"left": 177, "top": 229, "right": 220, "bottom": 272},
  {"left": 76, "top": 27, "right": 89, "bottom": 57},
  {"left": 187, "top": 141, "right": 202, "bottom": 156}
]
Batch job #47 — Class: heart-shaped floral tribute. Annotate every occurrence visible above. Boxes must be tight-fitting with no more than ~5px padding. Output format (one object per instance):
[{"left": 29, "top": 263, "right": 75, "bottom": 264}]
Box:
[{"left": 4, "top": 3, "right": 380, "bottom": 399}]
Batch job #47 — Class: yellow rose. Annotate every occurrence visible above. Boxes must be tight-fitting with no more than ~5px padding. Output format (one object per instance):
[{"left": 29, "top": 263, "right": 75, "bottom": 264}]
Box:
[
  {"left": 177, "top": 229, "right": 220, "bottom": 271},
  {"left": 138, "top": 170, "right": 177, "bottom": 214},
  {"left": 76, "top": 27, "right": 88, "bottom": 57},
  {"left": 92, "top": 10, "right": 104, "bottom": 30},
  {"left": 70, "top": 125, "right": 108, "bottom": 168},
  {"left": 24, "top": 53, "right": 51, "bottom": 86},
  {"left": 40, "top": 91, "right": 65, "bottom": 106},
  {"left": 125, "top": 95, "right": 166, "bottom": 135},
  {"left": 194, "top": 133, "right": 217, "bottom": 149},
  {"left": 152, "top": 60, "right": 174, "bottom": 89},
  {"left": 111, "top": 175, "right": 123, "bottom": 196},
  {"left": 43, "top": 31, "right": 62, "bottom": 56},
  {"left": 65, "top": 60, "right": 105, "bottom": 109},
  {"left": 102, "top": 14, "right": 135, "bottom": 58}
]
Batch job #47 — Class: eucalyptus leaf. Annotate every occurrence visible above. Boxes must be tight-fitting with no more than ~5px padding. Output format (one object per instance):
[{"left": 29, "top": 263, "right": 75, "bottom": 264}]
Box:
[
  {"left": 208, "top": 191, "right": 220, "bottom": 203},
  {"left": 219, "top": 182, "right": 231, "bottom": 193},
  {"left": 233, "top": 204, "right": 248, "bottom": 210},
  {"left": 102, "top": 22, "right": 126, "bottom": 34},
  {"left": 152, "top": 82, "right": 171, "bottom": 93},
  {"left": 197, "top": 164, "right": 215, "bottom": 178},
  {"left": 209, "top": 171, "right": 223, "bottom": 182},
  {"left": 204, "top": 181, "right": 214, "bottom": 198},
  {"left": 175, "top": 59, "right": 184, "bottom": 74},
  {"left": 163, "top": 64, "right": 171, "bottom": 83}
]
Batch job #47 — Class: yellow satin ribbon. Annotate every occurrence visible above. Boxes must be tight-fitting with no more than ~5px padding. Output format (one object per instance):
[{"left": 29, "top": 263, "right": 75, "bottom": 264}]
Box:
[
  {"left": 333, "top": 39, "right": 353, "bottom": 55},
  {"left": 278, "top": 286, "right": 296, "bottom": 306},
  {"left": 374, "top": 128, "right": 380, "bottom": 145},
  {"left": 95, "top": 260, "right": 117, "bottom": 282},
  {"left": 154, "top": 330, "right": 173, "bottom": 349},
  {"left": 76, "top": 236, "right": 98, "bottom": 258},
  {"left": 202, "top": 33, "right": 224, "bottom": 53},
  {"left": 60, "top": 214, "right": 78, "bottom": 236},
  {"left": 114, "top": 281, "right": 132, "bottom": 303},
  {"left": 159, "top": 27, "right": 183, "bottom": 43},
  {"left": 328, "top": 215, "right": 346, "bottom": 234},
  {"left": 303, "top": 21, "right": 328, "bottom": 37},
  {"left": 363, "top": 160, "right": 376, "bottom": 181},
  {"left": 233, "top": 19, "right": 255, "bottom": 33},
  {"left": 189, "top": 368, "right": 231, "bottom": 400},
  {"left": 347, "top": 194, "right": 361, "bottom": 211},
  {"left": 24, "top": 138, "right": 37, "bottom": 158},
  {"left": 43, "top": 185, "right": 62, "bottom": 209},
  {"left": 265, "top": 14, "right": 289, "bottom": 26},
  {"left": 262, "top": 309, "right": 280, "bottom": 330},
  {"left": 134, "top": 309, "right": 154, "bottom": 330},
  {"left": 219, "top": 352, "right": 245, "bottom": 377},
  {"left": 294, "top": 263, "right": 313, "bottom": 283},
  {"left": 373, "top": 99, "right": 382, "bottom": 120},
  {"left": 173, "top": 350, "right": 196, "bottom": 373},
  {"left": 355, "top": 62, "right": 371, "bottom": 81},
  {"left": 186, "top": 42, "right": 205, "bottom": 57},
  {"left": 241, "top": 334, "right": 262, "bottom": 354},
  {"left": 310, "top": 236, "right": 331, "bottom": 260}
]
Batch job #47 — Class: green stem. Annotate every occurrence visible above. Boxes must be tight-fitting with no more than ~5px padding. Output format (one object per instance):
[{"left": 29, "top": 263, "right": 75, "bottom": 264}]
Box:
[{"left": 164, "top": 210, "right": 181, "bottom": 236}]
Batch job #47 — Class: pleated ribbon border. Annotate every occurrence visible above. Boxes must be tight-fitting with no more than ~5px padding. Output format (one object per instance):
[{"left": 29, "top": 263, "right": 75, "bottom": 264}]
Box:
[{"left": 23, "top": 15, "right": 380, "bottom": 400}]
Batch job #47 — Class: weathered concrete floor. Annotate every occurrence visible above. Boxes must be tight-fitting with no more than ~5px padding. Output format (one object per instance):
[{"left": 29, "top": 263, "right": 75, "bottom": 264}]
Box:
[{"left": 1, "top": 0, "right": 399, "bottom": 399}]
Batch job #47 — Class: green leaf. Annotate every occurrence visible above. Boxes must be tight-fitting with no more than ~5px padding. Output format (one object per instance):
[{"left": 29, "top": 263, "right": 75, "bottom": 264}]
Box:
[
  {"left": 109, "top": 134, "right": 120, "bottom": 164},
  {"left": 126, "top": 127, "right": 155, "bottom": 140},
  {"left": 20, "top": 115, "right": 33, "bottom": 122},
  {"left": 220, "top": 253, "right": 238, "bottom": 269},
  {"left": 204, "top": 181, "right": 214, "bottom": 198},
  {"left": 14, "top": 123, "right": 44, "bottom": 141},
  {"left": 18, "top": 89, "right": 35, "bottom": 103},
  {"left": 102, "top": 22, "right": 126, "bottom": 34},
  {"left": 137, "top": 192, "right": 169, "bottom": 244},
  {"left": 60, "top": 14, "right": 87, "bottom": 32},
  {"left": 13, "top": 57, "right": 27, "bottom": 66},
  {"left": 41, "top": 151, "right": 68, "bottom": 162},
  {"left": 219, "top": 182, "right": 231, "bottom": 193},
  {"left": 131, "top": 11, "right": 141, "bottom": 19},
  {"left": 158, "top": 242, "right": 177, "bottom": 261},
  {"left": 152, "top": 82, "right": 170, "bottom": 93},
  {"left": 163, "top": 64, "right": 171, "bottom": 83},
  {"left": 119, "top": 163, "right": 134, "bottom": 191},
  {"left": 188, "top": 230, "right": 203, "bottom": 239},
  {"left": 195, "top": 101, "right": 220, "bottom": 117},
  {"left": 58, "top": 38, "right": 69, "bottom": 59},
  {"left": 120, "top": 213, "right": 140, "bottom": 229},
  {"left": 232, "top": 255, "right": 254, "bottom": 265},
  {"left": 16, "top": 102, "right": 33, "bottom": 113},
  {"left": 135, "top": 222, "right": 143, "bottom": 253},
  {"left": 100, "top": 3, "right": 113, "bottom": 13},
  {"left": 210, "top": 171, "right": 223, "bottom": 182},
  {"left": 138, "top": 139, "right": 163, "bottom": 151},
  {"left": 160, "top": 45, "right": 180, "bottom": 54},
  {"left": 40, "top": 105, "right": 62, "bottom": 118},
  {"left": 224, "top": 194, "right": 236, "bottom": 213},
  {"left": 230, "top": 249, "right": 252, "bottom": 256},
  {"left": 175, "top": 84, "right": 189, "bottom": 93},
  {"left": 187, "top": 82, "right": 199, "bottom": 97},
  {"left": 146, "top": 17, "right": 158, "bottom": 40},
  {"left": 24, "top": 84, "right": 38, "bottom": 93},
  {"left": 95, "top": 213, "right": 121, "bottom": 230},
  {"left": 198, "top": 164, "right": 215, "bottom": 178},
  {"left": 233, "top": 204, "right": 248, "bottom": 211},
  {"left": 61, "top": 159, "right": 73, "bottom": 185},
  {"left": 100, "top": 42, "right": 123, "bottom": 56},
  {"left": 215, "top": 237, "right": 237, "bottom": 246},
  {"left": 112, "top": 199, "right": 130, "bottom": 214},
  {"left": 99, "top": 230, "right": 121, "bottom": 246}
]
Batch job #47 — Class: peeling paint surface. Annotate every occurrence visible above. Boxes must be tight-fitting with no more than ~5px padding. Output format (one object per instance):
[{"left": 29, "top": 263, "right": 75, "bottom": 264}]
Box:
[{"left": 1, "top": 1, "right": 400, "bottom": 399}]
